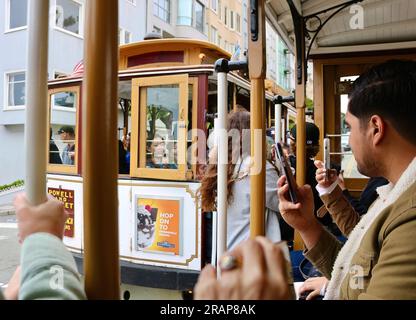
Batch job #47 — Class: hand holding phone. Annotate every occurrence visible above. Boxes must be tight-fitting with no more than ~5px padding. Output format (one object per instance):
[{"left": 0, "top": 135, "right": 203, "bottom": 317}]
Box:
[{"left": 275, "top": 142, "right": 298, "bottom": 203}]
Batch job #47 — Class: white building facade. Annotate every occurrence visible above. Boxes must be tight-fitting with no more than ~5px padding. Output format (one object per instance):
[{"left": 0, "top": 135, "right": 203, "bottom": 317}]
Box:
[{"left": 0, "top": 0, "right": 146, "bottom": 185}]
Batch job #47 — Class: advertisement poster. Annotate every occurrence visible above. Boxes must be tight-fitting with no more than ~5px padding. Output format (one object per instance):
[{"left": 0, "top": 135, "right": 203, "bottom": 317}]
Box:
[
  {"left": 136, "top": 196, "right": 181, "bottom": 255},
  {"left": 48, "top": 188, "right": 75, "bottom": 238}
]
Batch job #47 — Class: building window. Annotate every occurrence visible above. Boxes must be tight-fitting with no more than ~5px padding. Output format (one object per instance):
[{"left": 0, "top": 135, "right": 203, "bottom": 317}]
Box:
[
  {"left": 218, "top": 0, "right": 221, "bottom": 20},
  {"left": 177, "top": 0, "right": 205, "bottom": 32},
  {"left": 48, "top": 86, "right": 80, "bottom": 173},
  {"left": 177, "top": 0, "right": 193, "bottom": 26},
  {"left": 210, "top": 26, "right": 217, "bottom": 44},
  {"left": 236, "top": 13, "right": 241, "bottom": 33},
  {"left": 126, "top": 0, "right": 136, "bottom": 5},
  {"left": 211, "top": 0, "right": 217, "bottom": 12},
  {"left": 195, "top": 1, "right": 204, "bottom": 33},
  {"left": 6, "top": 0, "right": 27, "bottom": 31},
  {"left": 119, "top": 28, "right": 133, "bottom": 45},
  {"left": 218, "top": 35, "right": 222, "bottom": 48},
  {"left": 125, "top": 30, "right": 132, "bottom": 44},
  {"left": 153, "top": 0, "right": 170, "bottom": 23},
  {"left": 5, "top": 71, "right": 26, "bottom": 108},
  {"left": 55, "top": 0, "right": 83, "bottom": 36},
  {"left": 224, "top": 6, "right": 228, "bottom": 26},
  {"left": 230, "top": 10, "right": 234, "bottom": 29}
]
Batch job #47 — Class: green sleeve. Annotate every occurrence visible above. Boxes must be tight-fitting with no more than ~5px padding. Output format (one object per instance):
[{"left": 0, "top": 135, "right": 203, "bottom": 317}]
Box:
[{"left": 19, "top": 233, "right": 86, "bottom": 300}]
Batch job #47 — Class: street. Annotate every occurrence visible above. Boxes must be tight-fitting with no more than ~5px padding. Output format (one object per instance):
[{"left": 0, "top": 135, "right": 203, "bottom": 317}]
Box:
[{"left": 0, "top": 214, "right": 20, "bottom": 287}]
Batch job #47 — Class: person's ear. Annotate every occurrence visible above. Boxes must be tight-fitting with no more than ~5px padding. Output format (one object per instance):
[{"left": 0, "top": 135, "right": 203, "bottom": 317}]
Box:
[{"left": 369, "top": 115, "right": 385, "bottom": 146}]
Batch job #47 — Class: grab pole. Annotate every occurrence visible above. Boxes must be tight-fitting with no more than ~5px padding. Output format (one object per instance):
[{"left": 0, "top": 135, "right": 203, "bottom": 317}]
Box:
[{"left": 24, "top": 0, "right": 49, "bottom": 205}]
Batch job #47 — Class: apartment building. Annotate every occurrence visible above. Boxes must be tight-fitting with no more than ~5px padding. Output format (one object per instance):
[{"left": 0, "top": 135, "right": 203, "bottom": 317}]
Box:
[
  {"left": 266, "top": 20, "right": 295, "bottom": 92},
  {"left": 0, "top": 0, "right": 146, "bottom": 185},
  {"left": 149, "top": 0, "right": 208, "bottom": 39},
  {"left": 205, "top": 0, "right": 243, "bottom": 54}
]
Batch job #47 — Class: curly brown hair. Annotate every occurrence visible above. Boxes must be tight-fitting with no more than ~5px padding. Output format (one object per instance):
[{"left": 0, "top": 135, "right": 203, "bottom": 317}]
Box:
[{"left": 198, "top": 107, "right": 250, "bottom": 212}]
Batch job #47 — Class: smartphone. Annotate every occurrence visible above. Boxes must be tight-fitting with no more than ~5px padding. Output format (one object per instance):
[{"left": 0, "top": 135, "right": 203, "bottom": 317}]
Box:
[
  {"left": 275, "top": 142, "right": 298, "bottom": 203},
  {"left": 323, "top": 138, "right": 330, "bottom": 180}
]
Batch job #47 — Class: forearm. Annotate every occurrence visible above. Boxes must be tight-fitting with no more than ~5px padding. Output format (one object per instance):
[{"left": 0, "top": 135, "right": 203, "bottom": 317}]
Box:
[{"left": 19, "top": 233, "right": 86, "bottom": 300}]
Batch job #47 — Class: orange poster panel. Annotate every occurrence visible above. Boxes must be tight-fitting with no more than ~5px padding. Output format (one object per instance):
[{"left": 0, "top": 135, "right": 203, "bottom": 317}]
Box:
[
  {"left": 136, "top": 197, "right": 181, "bottom": 255},
  {"left": 48, "top": 188, "right": 75, "bottom": 238}
]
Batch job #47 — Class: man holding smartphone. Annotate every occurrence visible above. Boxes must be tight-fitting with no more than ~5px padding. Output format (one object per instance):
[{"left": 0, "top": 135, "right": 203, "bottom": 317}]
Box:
[
  {"left": 195, "top": 60, "right": 416, "bottom": 300},
  {"left": 277, "top": 60, "right": 416, "bottom": 299},
  {"left": 286, "top": 122, "right": 342, "bottom": 239}
]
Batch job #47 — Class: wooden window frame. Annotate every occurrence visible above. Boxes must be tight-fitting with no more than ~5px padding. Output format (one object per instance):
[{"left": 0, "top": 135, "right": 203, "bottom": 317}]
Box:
[
  {"left": 46, "top": 86, "right": 80, "bottom": 175},
  {"left": 189, "top": 77, "right": 198, "bottom": 180},
  {"left": 130, "top": 74, "right": 190, "bottom": 181}
]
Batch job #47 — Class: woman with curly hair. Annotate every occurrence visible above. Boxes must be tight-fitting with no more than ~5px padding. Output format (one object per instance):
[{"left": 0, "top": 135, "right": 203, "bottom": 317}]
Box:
[{"left": 199, "top": 107, "right": 281, "bottom": 250}]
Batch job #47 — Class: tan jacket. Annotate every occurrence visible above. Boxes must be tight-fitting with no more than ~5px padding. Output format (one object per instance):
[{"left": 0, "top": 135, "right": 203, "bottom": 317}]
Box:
[
  {"left": 319, "top": 186, "right": 361, "bottom": 236},
  {"left": 305, "top": 180, "right": 416, "bottom": 299}
]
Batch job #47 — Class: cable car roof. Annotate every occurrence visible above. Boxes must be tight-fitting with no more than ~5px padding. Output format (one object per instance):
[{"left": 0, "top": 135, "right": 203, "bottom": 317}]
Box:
[{"left": 267, "top": 0, "right": 416, "bottom": 56}]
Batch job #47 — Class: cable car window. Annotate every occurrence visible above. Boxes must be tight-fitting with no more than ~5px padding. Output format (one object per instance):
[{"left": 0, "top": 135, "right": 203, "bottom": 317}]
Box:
[
  {"left": 118, "top": 80, "right": 132, "bottom": 175},
  {"left": 47, "top": 86, "right": 80, "bottom": 174},
  {"left": 340, "top": 76, "right": 364, "bottom": 179},
  {"left": 145, "top": 85, "right": 179, "bottom": 169},
  {"left": 236, "top": 85, "right": 250, "bottom": 110},
  {"left": 130, "top": 74, "right": 189, "bottom": 180}
]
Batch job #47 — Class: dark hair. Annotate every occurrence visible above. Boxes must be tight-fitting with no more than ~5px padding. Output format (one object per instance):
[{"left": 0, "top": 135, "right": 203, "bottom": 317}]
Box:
[
  {"left": 58, "top": 125, "right": 75, "bottom": 135},
  {"left": 289, "top": 140, "right": 320, "bottom": 159},
  {"left": 198, "top": 107, "right": 250, "bottom": 212},
  {"left": 348, "top": 60, "right": 416, "bottom": 145}
]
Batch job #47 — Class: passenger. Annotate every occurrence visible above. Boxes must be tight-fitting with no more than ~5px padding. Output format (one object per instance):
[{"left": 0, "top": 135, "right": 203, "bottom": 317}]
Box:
[
  {"left": 332, "top": 170, "right": 388, "bottom": 216},
  {"left": 118, "top": 139, "right": 129, "bottom": 174},
  {"left": 265, "top": 133, "right": 275, "bottom": 161},
  {"left": 194, "top": 60, "right": 416, "bottom": 300},
  {"left": 288, "top": 122, "right": 341, "bottom": 238},
  {"left": 299, "top": 167, "right": 388, "bottom": 300},
  {"left": 199, "top": 107, "right": 281, "bottom": 250},
  {"left": 281, "top": 142, "right": 291, "bottom": 158},
  {"left": 49, "top": 128, "right": 62, "bottom": 165},
  {"left": 0, "top": 194, "right": 86, "bottom": 300},
  {"left": 315, "top": 161, "right": 390, "bottom": 236},
  {"left": 124, "top": 132, "right": 131, "bottom": 169},
  {"left": 57, "top": 126, "right": 75, "bottom": 165},
  {"left": 146, "top": 134, "right": 177, "bottom": 169}
]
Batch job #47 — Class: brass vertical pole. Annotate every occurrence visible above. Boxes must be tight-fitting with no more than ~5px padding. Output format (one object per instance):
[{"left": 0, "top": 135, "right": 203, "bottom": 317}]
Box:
[
  {"left": 294, "top": 42, "right": 306, "bottom": 251},
  {"left": 248, "top": 0, "right": 266, "bottom": 237},
  {"left": 295, "top": 26, "right": 307, "bottom": 189},
  {"left": 288, "top": 0, "right": 306, "bottom": 250},
  {"left": 82, "top": 0, "right": 120, "bottom": 299},
  {"left": 250, "top": 80, "right": 266, "bottom": 237}
]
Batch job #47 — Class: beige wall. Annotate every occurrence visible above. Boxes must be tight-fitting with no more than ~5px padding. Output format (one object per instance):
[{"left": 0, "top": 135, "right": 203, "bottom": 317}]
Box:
[{"left": 206, "top": 0, "right": 243, "bottom": 54}]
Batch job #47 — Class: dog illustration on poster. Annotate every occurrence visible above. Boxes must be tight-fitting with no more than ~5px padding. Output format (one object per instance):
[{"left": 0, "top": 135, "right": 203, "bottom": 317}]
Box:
[{"left": 137, "top": 204, "right": 157, "bottom": 249}]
